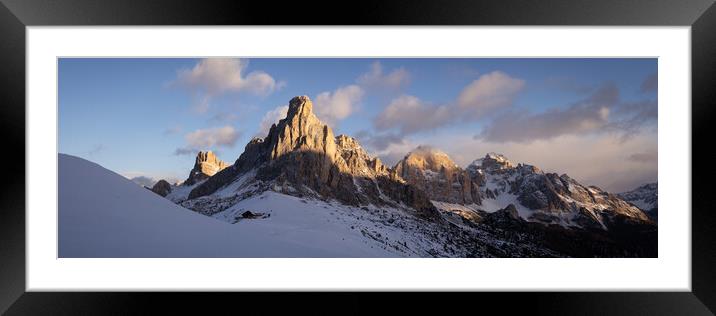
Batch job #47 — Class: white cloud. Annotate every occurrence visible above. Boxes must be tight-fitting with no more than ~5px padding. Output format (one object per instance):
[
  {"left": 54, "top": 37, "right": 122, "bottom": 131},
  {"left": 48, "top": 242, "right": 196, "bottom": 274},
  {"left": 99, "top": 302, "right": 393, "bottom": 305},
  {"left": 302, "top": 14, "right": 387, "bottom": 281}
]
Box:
[
  {"left": 373, "top": 71, "right": 526, "bottom": 136},
  {"left": 476, "top": 83, "right": 656, "bottom": 143},
  {"left": 173, "top": 58, "right": 278, "bottom": 112},
  {"left": 478, "top": 105, "right": 611, "bottom": 143},
  {"left": 374, "top": 95, "right": 453, "bottom": 135},
  {"left": 357, "top": 61, "right": 410, "bottom": 90},
  {"left": 175, "top": 126, "right": 241, "bottom": 155},
  {"left": 176, "top": 58, "right": 277, "bottom": 95},
  {"left": 354, "top": 130, "right": 405, "bottom": 152},
  {"left": 122, "top": 172, "right": 181, "bottom": 186},
  {"left": 373, "top": 138, "right": 419, "bottom": 168},
  {"left": 313, "top": 85, "right": 364, "bottom": 127},
  {"left": 628, "top": 150, "right": 658, "bottom": 163},
  {"left": 257, "top": 105, "right": 289, "bottom": 137},
  {"left": 173, "top": 148, "right": 198, "bottom": 156},
  {"left": 308, "top": 61, "right": 406, "bottom": 126},
  {"left": 456, "top": 71, "right": 525, "bottom": 118},
  {"left": 130, "top": 176, "right": 156, "bottom": 188}
]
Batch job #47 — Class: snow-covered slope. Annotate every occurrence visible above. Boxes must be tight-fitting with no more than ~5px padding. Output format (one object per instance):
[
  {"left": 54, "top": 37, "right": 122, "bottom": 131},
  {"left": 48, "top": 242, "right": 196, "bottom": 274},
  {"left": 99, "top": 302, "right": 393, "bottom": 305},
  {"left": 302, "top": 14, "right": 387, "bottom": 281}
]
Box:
[
  {"left": 164, "top": 180, "right": 203, "bottom": 203},
  {"left": 59, "top": 153, "right": 399, "bottom": 257}
]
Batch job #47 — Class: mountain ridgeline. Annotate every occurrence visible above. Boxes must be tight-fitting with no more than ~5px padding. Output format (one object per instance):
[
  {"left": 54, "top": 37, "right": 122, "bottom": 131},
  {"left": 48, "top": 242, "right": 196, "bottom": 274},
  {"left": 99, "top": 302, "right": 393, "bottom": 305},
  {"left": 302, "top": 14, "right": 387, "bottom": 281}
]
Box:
[{"left": 155, "top": 95, "right": 657, "bottom": 257}]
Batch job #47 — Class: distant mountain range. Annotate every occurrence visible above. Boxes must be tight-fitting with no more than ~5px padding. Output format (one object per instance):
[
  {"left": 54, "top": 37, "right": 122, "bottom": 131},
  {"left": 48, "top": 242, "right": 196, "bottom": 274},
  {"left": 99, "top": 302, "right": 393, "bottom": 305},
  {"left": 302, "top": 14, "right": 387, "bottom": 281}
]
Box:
[{"left": 130, "top": 96, "right": 659, "bottom": 257}]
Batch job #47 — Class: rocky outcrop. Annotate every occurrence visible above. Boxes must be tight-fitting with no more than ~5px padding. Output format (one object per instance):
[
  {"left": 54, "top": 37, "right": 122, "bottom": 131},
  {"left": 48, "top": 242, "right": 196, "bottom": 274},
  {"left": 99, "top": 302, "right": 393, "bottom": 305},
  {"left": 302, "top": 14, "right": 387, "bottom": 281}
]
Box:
[
  {"left": 336, "top": 134, "right": 389, "bottom": 176},
  {"left": 483, "top": 204, "right": 524, "bottom": 228},
  {"left": 184, "top": 151, "right": 229, "bottom": 185},
  {"left": 394, "top": 146, "right": 481, "bottom": 205},
  {"left": 150, "top": 179, "right": 172, "bottom": 197},
  {"left": 188, "top": 96, "right": 440, "bottom": 218},
  {"left": 465, "top": 153, "right": 651, "bottom": 228},
  {"left": 465, "top": 152, "right": 516, "bottom": 186}
]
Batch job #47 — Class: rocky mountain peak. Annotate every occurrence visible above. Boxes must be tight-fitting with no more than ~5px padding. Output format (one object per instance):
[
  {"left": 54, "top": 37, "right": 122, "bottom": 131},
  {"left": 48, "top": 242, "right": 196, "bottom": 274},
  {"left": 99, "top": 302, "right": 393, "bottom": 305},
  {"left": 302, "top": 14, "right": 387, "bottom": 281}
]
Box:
[
  {"left": 266, "top": 95, "right": 337, "bottom": 164},
  {"left": 184, "top": 151, "right": 229, "bottom": 185},
  {"left": 286, "top": 95, "right": 313, "bottom": 118},
  {"left": 469, "top": 152, "right": 514, "bottom": 171},
  {"left": 150, "top": 179, "right": 172, "bottom": 197},
  {"left": 195, "top": 151, "right": 223, "bottom": 166},
  {"left": 394, "top": 146, "right": 481, "bottom": 205},
  {"left": 397, "top": 146, "right": 459, "bottom": 173}
]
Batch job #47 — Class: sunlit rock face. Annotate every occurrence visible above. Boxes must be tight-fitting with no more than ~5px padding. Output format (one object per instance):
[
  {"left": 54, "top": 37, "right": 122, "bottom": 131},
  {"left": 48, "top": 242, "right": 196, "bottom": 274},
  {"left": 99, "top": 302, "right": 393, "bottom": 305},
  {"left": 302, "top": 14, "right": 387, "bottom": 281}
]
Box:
[
  {"left": 184, "top": 151, "right": 229, "bottom": 185},
  {"left": 394, "top": 146, "right": 481, "bottom": 205}
]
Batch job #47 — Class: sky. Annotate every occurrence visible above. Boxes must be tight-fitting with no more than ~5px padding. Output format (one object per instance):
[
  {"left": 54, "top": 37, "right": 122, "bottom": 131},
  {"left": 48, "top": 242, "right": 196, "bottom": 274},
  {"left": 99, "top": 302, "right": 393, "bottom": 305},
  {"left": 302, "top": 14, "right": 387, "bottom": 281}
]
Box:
[{"left": 58, "top": 58, "right": 657, "bottom": 192}]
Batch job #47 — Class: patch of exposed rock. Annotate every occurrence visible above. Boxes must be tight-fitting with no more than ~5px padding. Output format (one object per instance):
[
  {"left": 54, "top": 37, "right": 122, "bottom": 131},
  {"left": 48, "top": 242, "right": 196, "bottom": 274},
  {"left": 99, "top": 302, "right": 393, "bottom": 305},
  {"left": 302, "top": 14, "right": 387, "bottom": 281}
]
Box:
[
  {"left": 150, "top": 179, "right": 172, "bottom": 197},
  {"left": 184, "top": 151, "right": 229, "bottom": 185},
  {"left": 483, "top": 204, "right": 523, "bottom": 228}
]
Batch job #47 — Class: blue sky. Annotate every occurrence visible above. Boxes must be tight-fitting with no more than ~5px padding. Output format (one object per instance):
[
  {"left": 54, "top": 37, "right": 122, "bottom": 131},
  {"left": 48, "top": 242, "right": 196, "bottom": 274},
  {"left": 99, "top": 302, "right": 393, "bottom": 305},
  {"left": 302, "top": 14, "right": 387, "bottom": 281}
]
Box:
[{"left": 59, "top": 58, "right": 657, "bottom": 192}]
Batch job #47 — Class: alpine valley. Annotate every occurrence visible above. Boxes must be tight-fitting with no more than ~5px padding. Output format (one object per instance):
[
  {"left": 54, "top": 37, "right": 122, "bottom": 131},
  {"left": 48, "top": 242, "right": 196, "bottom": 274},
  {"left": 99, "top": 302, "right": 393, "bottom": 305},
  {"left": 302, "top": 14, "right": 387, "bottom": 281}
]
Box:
[{"left": 61, "top": 96, "right": 658, "bottom": 258}]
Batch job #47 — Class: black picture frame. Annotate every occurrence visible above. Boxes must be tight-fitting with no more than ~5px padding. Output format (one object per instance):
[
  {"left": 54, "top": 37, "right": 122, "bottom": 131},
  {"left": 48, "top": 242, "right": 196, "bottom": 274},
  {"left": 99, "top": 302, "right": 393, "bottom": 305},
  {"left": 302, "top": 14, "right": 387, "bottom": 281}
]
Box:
[{"left": 1, "top": 0, "right": 715, "bottom": 314}]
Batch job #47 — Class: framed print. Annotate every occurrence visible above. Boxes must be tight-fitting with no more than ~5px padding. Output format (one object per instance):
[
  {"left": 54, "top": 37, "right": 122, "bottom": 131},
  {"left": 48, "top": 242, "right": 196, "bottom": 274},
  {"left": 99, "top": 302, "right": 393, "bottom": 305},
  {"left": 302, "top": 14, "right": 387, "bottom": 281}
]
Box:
[{"left": 1, "top": 0, "right": 715, "bottom": 314}]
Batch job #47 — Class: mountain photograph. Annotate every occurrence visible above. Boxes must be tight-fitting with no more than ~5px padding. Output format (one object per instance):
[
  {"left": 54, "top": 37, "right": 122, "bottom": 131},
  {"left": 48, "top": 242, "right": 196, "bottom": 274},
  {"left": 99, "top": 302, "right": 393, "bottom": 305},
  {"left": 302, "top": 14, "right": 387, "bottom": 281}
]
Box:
[{"left": 58, "top": 58, "right": 658, "bottom": 257}]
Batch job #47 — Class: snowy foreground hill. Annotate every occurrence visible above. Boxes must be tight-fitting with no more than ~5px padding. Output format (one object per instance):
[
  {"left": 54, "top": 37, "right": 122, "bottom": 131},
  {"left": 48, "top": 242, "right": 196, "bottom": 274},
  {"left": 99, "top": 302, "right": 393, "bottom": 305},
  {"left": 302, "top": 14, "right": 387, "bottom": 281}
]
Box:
[{"left": 59, "top": 154, "right": 398, "bottom": 257}]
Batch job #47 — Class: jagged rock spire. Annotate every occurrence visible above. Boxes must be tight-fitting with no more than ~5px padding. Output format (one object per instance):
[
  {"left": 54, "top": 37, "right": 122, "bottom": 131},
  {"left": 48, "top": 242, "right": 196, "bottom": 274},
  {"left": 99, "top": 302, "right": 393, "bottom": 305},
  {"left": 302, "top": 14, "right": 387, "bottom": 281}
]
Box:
[
  {"left": 184, "top": 151, "right": 229, "bottom": 185},
  {"left": 266, "top": 95, "right": 337, "bottom": 165}
]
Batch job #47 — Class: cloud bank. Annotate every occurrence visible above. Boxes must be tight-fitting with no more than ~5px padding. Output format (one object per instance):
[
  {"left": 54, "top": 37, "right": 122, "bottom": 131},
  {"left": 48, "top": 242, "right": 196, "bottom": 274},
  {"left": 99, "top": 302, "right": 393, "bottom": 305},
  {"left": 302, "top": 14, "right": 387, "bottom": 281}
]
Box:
[
  {"left": 257, "top": 105, "right": 289, "bottom": 137},
  {"left": 130, "top": 176, "right": 156, "bottom": 188},
  {"left": 456, "top": 71, "right": 526, "bottom": 118},
  {"left": 476, "top": 84, "right": 657, "bottom": 143},
  {"left": 357, "top": 61, "right": 410, "bottom": 91},
  {"left": 374, "top": 71, "right": 525, "bottom": 136},
  {"left": 173, "top": 58, "right": 279, "bottom": 113},
  {"left": 174, "top": 125, "right": 241, "bottom": 155},
  {"left": 313, "top": 85, "right": 364, "bottom": 127}
]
